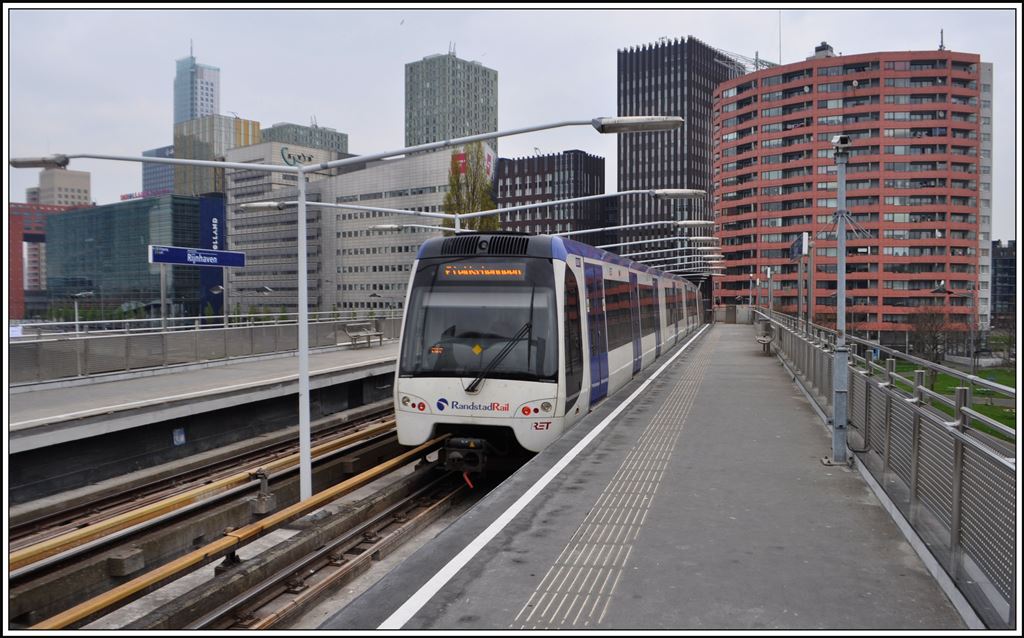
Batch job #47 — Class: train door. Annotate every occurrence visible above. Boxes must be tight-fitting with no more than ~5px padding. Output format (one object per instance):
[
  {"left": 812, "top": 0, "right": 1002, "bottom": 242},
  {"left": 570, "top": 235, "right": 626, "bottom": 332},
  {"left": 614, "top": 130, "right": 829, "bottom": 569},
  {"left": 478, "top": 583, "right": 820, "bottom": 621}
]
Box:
[
  {"left": 673, "top": 283, "right": 680, "bottom": 341},
  {"left": 682, "top": 286, "right": 689, "bottom": 332},
  {"left": 653, "top": 278, "right": 662, "bottom": 358},
  {"left": 584, "top": 263, "right": 609, "bottom": 405},
  {"left": 629, "top": 272, "right": 641, "bottom": 375}
]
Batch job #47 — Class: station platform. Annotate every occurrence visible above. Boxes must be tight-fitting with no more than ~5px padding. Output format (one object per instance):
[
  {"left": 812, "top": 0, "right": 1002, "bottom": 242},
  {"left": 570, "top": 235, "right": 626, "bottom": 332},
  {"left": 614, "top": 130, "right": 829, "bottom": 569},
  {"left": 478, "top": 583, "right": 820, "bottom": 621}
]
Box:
[
  {"left": 9, "top": 342, "right": 399, "bottom": 454},
  {"left": 322, "top": 324, "right": 966, "bottom": 630}
]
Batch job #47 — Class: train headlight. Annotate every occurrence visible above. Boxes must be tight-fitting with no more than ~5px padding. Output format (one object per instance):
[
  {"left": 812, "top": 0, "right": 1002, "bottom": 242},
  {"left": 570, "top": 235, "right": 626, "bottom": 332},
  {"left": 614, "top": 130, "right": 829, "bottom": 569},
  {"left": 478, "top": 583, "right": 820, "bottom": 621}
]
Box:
[
  {"left": 401, "top": 396, "right": 411, "bottom": 406},
  {"left": 541, "top": 401, "right": 552, "bottom": 412}
]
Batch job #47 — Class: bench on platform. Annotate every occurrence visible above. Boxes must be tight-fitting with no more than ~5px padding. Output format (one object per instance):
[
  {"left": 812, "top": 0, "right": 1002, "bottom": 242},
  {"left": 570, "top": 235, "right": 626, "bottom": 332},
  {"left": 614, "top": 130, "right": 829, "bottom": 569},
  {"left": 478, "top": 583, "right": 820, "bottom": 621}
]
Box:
[{"left": 344, "top": 321, "right": 384, "bottom": 348}]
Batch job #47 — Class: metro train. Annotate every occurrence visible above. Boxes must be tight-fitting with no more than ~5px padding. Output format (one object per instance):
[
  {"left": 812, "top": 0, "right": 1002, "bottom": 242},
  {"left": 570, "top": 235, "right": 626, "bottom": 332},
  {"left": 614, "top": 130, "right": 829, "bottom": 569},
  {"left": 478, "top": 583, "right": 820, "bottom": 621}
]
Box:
[{"left": 394, "top": 232, "right": 706, "bottom": 472}]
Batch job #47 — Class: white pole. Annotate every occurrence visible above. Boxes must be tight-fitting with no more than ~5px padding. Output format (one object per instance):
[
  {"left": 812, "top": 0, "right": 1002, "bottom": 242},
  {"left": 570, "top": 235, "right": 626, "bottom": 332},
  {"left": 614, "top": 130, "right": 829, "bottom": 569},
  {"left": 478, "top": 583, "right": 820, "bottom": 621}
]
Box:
[
  {"left": 160, "top": 263, "right": 167, "bottom": 330},
  {"left": 297, "top": 167, "right": 312, "bottom": 501},
  {"left": 223, "top": 276, "right": 229, "bottom": 328}
]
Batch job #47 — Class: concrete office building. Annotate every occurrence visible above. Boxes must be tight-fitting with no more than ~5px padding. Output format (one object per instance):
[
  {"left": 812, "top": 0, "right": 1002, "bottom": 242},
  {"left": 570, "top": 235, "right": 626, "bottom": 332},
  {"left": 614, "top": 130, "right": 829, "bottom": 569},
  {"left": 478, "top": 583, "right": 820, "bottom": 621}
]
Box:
[
  {"left": 261, "top": 122, "right": 349, "bottom": 154},
  {"left": 712, "top": 43, "right": 991, "bottom": 347},
  {"left": 224, "top": 141, "right": 350, "bottom": 314},
  {"left": 617, "top": 36, "right": 754, "bottom": 289},
  {"left": 495, "top": 150, "right": 607, "bottom": 245},
  {"left": 141, "top": 145, "right": 175, "bottom": 196},
  {"left": 174, "top": 114, "right": 261, "bottom": 195},
  {"left": 405, "top": 52, "right": 498, "bottom": 151},
  {"left": 324, "top": 145, "right": 494, "bottom": 312},
  {"left": 26, "top": 168, "right": 92, "bottom": 207},
  {"left": 174, "top": 52, "right": 220, "bottom": 125},
  {"left": 223, "top": 144, "right": 492, "bottom": 314}
]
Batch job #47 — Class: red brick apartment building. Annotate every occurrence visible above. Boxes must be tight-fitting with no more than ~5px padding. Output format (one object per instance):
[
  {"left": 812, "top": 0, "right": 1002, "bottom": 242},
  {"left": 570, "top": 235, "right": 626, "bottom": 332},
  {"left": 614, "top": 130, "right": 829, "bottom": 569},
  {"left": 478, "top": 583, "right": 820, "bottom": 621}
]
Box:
[
  {"left": 9, "top": 203, "right": 77, "bottom": 319},
  {"left": 712, "top": 43, "right": 993, "bottom": 347}
]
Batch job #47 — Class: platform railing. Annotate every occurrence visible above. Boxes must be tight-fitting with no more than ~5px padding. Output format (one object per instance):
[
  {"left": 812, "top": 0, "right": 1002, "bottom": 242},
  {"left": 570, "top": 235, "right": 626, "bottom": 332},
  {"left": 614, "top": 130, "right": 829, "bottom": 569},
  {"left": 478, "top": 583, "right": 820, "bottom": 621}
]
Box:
[
  {"left": 9, "top": 316, "right": 403, "bottom": 385},
  {"left": 754, "top": 309, "right": 1016, "bottom": 629}
]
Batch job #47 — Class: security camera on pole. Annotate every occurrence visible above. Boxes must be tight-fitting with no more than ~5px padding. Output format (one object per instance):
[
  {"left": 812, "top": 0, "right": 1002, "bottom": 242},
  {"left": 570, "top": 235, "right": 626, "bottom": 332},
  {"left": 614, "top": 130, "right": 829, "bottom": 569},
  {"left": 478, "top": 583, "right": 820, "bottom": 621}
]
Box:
[{"left": 825, "top": 134, "right": 852, "bottom": 466}]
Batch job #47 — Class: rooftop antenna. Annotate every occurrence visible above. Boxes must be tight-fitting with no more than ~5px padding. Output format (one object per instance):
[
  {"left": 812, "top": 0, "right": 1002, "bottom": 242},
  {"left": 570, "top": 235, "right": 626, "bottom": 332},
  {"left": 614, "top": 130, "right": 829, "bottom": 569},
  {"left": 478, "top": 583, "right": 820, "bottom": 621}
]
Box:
[
  {"left": 311, "top": 114, "right": 318, "bottom": 128},
  {"left": 190, "top": 39, "right": 193, "bottom": 57},
  {"left": 939, "top": 29, "right": 946, "bottom": 51},
  {"left": 779, "top": 10, "right": 782, "bottom": 64}
]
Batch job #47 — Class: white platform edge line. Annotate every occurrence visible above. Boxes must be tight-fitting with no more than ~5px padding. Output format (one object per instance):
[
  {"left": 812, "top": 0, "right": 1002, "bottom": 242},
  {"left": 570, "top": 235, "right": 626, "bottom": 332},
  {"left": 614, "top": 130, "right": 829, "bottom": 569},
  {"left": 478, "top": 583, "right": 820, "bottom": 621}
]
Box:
[{"left": 378, "top": 324, "right": 710, "bottom": 629}]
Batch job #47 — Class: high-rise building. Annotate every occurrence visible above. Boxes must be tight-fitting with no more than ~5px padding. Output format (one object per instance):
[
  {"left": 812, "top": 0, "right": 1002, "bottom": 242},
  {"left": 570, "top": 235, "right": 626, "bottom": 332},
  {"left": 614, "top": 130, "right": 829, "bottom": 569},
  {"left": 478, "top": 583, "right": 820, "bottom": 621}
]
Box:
[
  {"left": 323, "top": 146, "right": 492, "bottom": 312},
  {"left": 174, "top": 53, "right": 220, "bottom": 125},
  {"left": 8, "top": 203, "right": 76, "bottom": 319},
  {"left": 224, "top": 144, "right": 490, "bottom": 314},
  {"left": 617, "top": 37, "right": 754, "bottom": 293},
  {"left": 27, "top": 168, "right": 91, "bottom": 207},
  {"left": 405, "top": 52, "right": 498, "bottom": 151},
  {"left": 224, "top": 140, "right": 349, "bottom": 314},
  {"left": 174, "top": 114, "right": 260, "bottom": 195},
  {"left": 261, "top": 122, "right": 349, "bottom": 154},
  {"left": 45, "top": 195, "right": 215, "bottom": 318},
  {"left": 712, "top": 43, "right": 989, "bottom": 347},
  {"left": 495, "top": 150, "right": 607, "bottom": 244},
  {"left": 991, "top": 239, "right": 1015, "bottom": 322},
  {"left": 142, "top": 145, "right": 175, "bottom": 196}
]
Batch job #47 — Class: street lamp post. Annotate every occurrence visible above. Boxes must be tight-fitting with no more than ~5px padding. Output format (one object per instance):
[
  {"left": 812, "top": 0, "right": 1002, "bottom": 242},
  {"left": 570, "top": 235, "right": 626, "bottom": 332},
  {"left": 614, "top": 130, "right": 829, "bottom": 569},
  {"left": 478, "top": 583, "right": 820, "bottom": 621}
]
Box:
[
  {"left": 13, "top": 114, "right": 682, "bottom": 502},
  {"left": 210, "top": 285, "right": 228, "bottom": 328},
  {"left": 932, "top": 280, "right": 977, "bottom": 376},
  {"left": 828, "top": 135, "right": 852, "bottom": 465},
  {"left": 72, "top": 291, "right": 94, "bottom": 334}
]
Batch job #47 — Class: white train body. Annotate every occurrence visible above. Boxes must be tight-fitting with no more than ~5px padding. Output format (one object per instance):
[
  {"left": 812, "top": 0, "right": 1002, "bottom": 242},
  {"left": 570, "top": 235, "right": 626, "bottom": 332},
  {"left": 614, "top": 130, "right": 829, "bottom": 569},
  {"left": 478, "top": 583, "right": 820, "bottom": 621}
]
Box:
[{"left": 395, "top": 233, "right": 704, "bottom": 455}]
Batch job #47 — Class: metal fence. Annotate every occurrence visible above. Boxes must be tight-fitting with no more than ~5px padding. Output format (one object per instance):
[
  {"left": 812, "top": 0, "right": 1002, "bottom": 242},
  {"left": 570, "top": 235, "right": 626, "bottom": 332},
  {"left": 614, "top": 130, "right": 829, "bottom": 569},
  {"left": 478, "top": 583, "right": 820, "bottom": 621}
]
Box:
[
  {"left": 10, "top": 317, "right": 402, "bottom": 385},
  {"left": 755, "top": 309, "right": 1016, "bottom": 629}
]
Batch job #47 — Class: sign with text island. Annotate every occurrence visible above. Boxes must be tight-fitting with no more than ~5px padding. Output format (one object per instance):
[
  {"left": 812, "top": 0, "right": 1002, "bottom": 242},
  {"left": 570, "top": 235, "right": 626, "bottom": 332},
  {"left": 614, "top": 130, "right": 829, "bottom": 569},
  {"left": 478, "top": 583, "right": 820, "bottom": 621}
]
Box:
[{"left": 148, "top": 245, "right": 246, "bottom": 268}]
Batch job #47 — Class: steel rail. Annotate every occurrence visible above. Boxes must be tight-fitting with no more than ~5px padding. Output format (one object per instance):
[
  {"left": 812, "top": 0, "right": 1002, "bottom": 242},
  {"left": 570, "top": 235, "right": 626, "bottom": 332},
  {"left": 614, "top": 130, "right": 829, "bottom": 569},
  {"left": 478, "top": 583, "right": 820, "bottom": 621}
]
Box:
[
  {"left": 32, "top": 435, "right": 449, "bottom": 629},
  {"left": 189, "top": 474, "right": 465, "bottom": 629},
  {"left": 10, "top": 407, "right": 394, "bottom": 541},
  {"left": 10, "top": 420, "right": 395, "bottom": 571}
]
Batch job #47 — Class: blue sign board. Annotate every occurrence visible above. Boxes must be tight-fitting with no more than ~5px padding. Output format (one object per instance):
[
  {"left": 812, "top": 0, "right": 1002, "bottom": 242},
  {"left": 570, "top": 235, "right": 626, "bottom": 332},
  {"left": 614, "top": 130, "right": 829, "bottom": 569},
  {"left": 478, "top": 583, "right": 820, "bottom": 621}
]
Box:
[
  {"left": 149, "top": 245, "right": 246, "bottom": 268},
  {"left": 199, "top": 194, "right": 226, "bottom": 314}
]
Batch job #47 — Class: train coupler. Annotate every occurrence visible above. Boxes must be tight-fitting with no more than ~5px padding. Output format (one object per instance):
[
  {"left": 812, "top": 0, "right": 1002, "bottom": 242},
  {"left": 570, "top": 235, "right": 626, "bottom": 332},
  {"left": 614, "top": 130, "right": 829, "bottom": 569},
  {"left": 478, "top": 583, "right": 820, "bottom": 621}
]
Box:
[{"left": 443, "top": 437, "right": 488, "bottom": 474}]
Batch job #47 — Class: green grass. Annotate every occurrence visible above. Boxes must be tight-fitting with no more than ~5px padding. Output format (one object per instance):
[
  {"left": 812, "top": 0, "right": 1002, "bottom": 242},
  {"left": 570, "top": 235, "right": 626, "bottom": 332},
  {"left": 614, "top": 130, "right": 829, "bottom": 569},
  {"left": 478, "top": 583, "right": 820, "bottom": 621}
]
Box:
[
  {"left": 926, "top": 400, "right": 1015, "bottom": 440},
  {"left": 858, "top": 359, "right": 1016, "bottom": 434}
]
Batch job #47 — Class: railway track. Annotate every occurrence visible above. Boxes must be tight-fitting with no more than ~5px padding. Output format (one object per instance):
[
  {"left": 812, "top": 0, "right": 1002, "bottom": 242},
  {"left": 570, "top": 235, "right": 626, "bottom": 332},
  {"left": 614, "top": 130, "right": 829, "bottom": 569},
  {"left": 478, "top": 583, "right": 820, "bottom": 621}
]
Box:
[
  {"left": 9, "top": 409, "right": 395, "bottom": 571},
  {"left": 11, "top": 405, "right": 394, "bottom": 547},
  {"left": 187, "top": 473, "right": 466, "bottom": 630},
  {"left": 22, "top": 436, "right": 450, "bottom": 629}
]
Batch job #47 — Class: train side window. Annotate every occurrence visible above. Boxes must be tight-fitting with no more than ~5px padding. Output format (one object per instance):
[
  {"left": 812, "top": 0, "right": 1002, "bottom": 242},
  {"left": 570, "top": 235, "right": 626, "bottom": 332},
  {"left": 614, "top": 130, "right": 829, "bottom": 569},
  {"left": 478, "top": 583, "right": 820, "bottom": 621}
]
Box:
[{"left": 564, "top": 266, "right": 584, "bottom": 410}]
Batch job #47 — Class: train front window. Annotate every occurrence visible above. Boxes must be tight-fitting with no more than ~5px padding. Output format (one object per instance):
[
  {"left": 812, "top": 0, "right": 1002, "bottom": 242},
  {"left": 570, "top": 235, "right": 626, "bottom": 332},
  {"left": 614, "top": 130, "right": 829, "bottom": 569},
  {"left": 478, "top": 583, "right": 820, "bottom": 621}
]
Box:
[{"left": 400, "top": 257, "right": 558, "bottom": 381}]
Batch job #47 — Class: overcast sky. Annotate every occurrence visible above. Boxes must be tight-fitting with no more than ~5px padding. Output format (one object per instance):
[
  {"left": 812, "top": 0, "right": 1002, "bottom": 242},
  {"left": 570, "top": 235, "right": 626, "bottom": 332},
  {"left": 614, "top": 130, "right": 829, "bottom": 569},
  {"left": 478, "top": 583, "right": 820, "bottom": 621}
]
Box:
[{"left": 6, "top": 5, "right": 1020, "bottom": 240}]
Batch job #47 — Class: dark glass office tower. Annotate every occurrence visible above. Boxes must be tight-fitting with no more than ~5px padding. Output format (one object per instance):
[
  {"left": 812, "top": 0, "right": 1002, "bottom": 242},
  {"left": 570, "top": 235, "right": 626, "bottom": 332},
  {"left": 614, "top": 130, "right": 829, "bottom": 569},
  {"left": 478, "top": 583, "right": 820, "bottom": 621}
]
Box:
[{"left": 617, "top": 37, "right": 747, "bottom": 285}]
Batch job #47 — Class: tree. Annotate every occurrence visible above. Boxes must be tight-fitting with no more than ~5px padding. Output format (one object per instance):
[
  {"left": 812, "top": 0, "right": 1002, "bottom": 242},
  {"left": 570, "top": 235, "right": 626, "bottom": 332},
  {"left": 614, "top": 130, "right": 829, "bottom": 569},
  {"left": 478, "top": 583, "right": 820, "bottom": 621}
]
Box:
[
  {"left": 989, "top": 312, "right": 1016, "bottom": 364},
  {"left": 909, "top": 310, "right": 948, "bottom": 362},
  {"left": 442, "top": 142, "right": 497, "bottom": 232}
]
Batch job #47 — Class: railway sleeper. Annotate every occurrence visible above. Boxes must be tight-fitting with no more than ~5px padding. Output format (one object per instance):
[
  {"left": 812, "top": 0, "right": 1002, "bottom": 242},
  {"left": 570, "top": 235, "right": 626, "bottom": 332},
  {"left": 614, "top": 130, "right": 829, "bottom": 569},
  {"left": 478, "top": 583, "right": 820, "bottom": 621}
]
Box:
[
  {"left": 122, "top": 462, "right": 448, "bottom": 630},
  {"left": 8, "top": 436, "right": 401, "bottom": 628}
]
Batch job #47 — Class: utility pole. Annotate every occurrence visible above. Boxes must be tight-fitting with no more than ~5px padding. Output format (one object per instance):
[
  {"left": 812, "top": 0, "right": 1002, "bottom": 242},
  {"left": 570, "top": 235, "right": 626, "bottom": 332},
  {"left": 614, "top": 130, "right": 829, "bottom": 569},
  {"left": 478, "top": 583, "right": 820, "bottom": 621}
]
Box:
[{"left": 826, "top": 136, "right": 851, "bottom": 465}]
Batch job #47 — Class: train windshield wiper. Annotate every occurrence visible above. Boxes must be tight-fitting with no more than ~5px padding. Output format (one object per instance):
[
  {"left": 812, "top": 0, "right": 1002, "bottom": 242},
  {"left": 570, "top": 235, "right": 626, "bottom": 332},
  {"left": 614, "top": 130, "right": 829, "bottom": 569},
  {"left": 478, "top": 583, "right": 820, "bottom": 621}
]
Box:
[{"left": 466, "top": 322, "right": 532, "bottom": 393}]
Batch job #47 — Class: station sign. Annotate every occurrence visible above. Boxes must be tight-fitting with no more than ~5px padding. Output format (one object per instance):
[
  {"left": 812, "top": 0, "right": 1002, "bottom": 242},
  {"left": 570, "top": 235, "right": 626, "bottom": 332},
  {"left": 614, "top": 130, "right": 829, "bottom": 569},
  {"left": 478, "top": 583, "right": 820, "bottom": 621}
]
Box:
[{"left": 149, "top": 245, "right": 246, "bottom": 268}]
